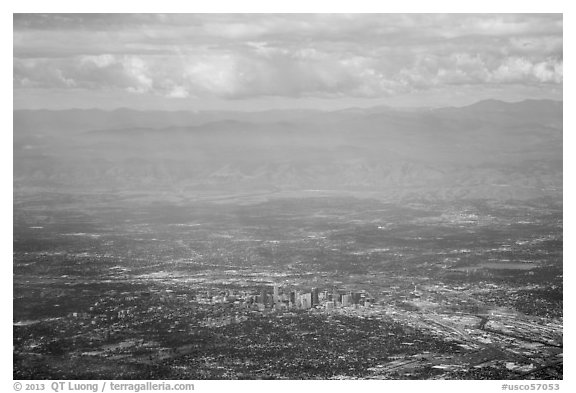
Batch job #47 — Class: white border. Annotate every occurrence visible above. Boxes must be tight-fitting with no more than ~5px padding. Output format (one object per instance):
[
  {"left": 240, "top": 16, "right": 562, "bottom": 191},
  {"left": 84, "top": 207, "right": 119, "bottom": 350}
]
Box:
[{"left": 4, "top": 3, "right": 572, "bottom": 392}]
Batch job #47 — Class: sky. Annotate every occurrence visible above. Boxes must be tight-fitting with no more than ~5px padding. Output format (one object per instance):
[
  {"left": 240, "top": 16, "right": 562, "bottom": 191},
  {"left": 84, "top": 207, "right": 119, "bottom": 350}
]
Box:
[{"left": 13, "top": 13, "right": 563, "bottom": 111}]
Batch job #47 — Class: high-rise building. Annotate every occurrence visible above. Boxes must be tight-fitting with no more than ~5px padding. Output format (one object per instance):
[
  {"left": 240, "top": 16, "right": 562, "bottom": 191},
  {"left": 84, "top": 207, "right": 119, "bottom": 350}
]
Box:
[
  {"left": 312, "top": 287, "right": 319, "bottom": 306},
  {"left": 294, "top": 291, "right": 301, "bottom": 308},
  {"left": 273, "top": 285, "right": 279, "bottom": 304},
  {"left": 300, "top": 293, "right": 312, "bottom": 309},
  {"left": 342, "top": 294, "right": 351, "bottom": 307},
  {"left": 260, "top": 289, "right": 267, "bottom": 305}
]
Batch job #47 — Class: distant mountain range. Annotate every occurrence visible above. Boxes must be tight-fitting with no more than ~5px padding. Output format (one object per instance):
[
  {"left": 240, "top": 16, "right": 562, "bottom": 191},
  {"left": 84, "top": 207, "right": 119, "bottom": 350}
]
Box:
[{"left": 14, "top": 100, "right": 562, "bottom": 202}]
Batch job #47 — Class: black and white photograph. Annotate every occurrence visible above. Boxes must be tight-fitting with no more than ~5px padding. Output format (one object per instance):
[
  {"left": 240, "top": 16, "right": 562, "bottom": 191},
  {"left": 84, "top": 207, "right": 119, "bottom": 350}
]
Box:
[{"left": 11, "top": 9, "right": 565, "bottom": 385}]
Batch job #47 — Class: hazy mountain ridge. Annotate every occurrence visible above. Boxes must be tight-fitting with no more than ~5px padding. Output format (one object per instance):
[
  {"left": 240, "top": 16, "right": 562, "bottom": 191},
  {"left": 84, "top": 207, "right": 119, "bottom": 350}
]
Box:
[{"left": 13, "top": 100, "right": 562, "bottom": 202}]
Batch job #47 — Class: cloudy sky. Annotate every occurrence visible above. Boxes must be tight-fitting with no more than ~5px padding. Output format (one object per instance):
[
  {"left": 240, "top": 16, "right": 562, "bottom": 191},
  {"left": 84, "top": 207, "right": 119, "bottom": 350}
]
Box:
[{"left": 13, "top": 13, "right": 563, "bottom": 110}]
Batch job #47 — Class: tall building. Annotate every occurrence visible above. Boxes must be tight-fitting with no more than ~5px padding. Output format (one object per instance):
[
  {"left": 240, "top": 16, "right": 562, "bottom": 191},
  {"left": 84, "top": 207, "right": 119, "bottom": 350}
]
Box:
[
  {"left": 312, "top": 287, "right": 319, "bottom": 306},
  {"left": 300, "top": 293, "right": 312, "bottom": 309},
  {"left": 342, "top": 294, "right": 351, "bottom": 307},
  {"left": 273, "top": 285, "right": 279, "bottom": 304},
  {"left": 295, "top": 290, "right": 301, "bottom": 308},
  {"left": 260, "top": 289, "right": 267, "bottom": 306}
]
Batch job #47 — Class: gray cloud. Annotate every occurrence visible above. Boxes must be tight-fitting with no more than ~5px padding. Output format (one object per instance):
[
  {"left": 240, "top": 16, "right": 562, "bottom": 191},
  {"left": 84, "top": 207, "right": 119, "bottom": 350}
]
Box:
[{"left": 13, "top": 14, "right": 563, "bottom": 100}]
